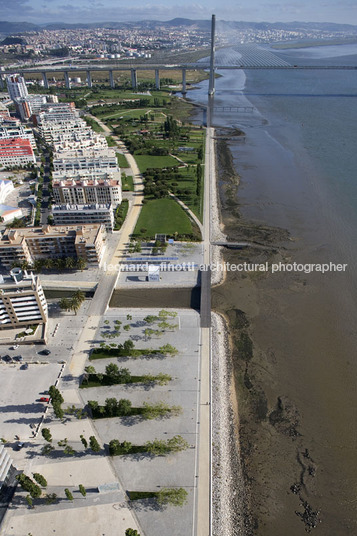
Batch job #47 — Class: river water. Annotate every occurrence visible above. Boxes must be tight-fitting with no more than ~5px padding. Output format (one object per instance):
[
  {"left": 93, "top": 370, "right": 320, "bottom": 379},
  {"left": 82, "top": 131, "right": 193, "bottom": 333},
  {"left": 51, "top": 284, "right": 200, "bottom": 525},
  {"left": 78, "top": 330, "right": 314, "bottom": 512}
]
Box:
[{"left": 188, "top": 45, "right": 357, "bottom": 535}]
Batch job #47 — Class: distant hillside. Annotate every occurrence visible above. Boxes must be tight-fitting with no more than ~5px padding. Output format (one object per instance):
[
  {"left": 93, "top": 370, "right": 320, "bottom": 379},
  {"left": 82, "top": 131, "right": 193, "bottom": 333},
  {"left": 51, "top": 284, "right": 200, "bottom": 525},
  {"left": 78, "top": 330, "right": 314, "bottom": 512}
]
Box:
[{"left": 0, "top": 18, "right": 356, "bottom": 36}]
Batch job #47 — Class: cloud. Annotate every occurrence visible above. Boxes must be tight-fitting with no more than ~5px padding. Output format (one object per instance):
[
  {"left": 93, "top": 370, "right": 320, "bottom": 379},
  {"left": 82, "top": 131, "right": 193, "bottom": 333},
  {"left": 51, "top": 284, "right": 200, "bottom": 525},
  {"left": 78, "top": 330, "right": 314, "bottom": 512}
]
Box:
[{"left": 0, "top": 0, "right": 33, "bottom": 13}]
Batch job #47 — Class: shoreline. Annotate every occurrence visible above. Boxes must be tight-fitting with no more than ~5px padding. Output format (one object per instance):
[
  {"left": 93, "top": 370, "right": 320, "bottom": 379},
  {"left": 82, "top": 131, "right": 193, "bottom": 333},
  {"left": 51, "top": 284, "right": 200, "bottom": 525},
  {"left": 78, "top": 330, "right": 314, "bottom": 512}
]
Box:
[{"left": 211, "top": 311, "right": 247, "bottom": 536}]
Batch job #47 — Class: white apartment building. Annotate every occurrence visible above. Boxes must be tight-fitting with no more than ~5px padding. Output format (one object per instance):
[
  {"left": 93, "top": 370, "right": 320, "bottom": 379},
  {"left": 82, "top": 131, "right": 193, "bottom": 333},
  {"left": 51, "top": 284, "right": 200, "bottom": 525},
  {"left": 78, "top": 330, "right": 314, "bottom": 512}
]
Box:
[
  {"left": 0, "top": 269, "right": 48, "bottom": 329},
  {"left": 53, "top": 148, "right": 118, "bottom": 173},
  {"left": 0, "top": 125, "right": 37, "bottom": 150},
  {"left": 6, "top": 74, "right": 28, "bottom": 102},
  {"left": 52, "top": 203, "right": 115, "bottom": 231},
  {"left": 52, "top": 172, "right": 122, "bottom": 207}
]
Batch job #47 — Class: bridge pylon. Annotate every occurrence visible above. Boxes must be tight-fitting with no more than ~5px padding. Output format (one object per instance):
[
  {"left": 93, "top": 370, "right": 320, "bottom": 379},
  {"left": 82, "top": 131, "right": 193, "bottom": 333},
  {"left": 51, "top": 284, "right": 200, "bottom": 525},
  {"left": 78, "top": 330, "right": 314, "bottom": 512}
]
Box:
[{"left": 208, "top": 14, "right": 216, "bottom": 96}]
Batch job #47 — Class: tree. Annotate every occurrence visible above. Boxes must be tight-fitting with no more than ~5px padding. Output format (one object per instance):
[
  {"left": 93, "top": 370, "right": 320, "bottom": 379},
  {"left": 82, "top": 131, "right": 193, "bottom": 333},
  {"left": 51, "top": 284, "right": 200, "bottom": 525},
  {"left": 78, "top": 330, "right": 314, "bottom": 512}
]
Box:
[
  {"left": 157, "top": 487, "right": 188, "bottom": 507},
  {"left": 41, "top": 428, "right": 52, "bottom": 442},
  {"left": 80, "top": 435, "right": 88, "bottom": 449},
  {"left": 33, "top": 473, "right": 47, "bottom": 487},
  {"left": 144, "top": 315, "right": 159, "bottom": 324},
  {"left": 158, "top": 344, "right": 178, "bottom": 356},
  {"left": 126, "top": 529, "right": 140, "bottom": 536},
  {"left": 89, "top": 435, "right": 101, "bottom": 453},
  {"left": 25, "top": 495, "right": 33, "bottom": 508},
  {"left": 59, "top": 297, "right": 71, "bottom": 311},
  {"left": 41, "top": 444, "right": 54, "bottom": 456},
  {"left": 49, "top": 386, "right": 64, "bottom": 405},
  {"left": 142, "top": 402, "right": 182, "bottom": 420},
  {"left": 45, "top": 493, "right": 57, "bottom": 505},
  {"left": 73, "top": 290, "right": 85, "bottom": 303},
  {"left": 70, "top": 297, "right": 81, "bottom": 315},
  {"left": 105, "top": 397, "right": 119, "bottom": 417},
  {"left": 79, "top": 484, "right": 86, "bottom": 497},
  {"left": 118, "top": 398, "right": 132, "bottom": 416},
  {"left": 123, "top": 339, "right": 134, "bottom": 352},
  {"left": 64, "top": 488, "right": 74, "bottom": 501},
  {"left": 16, "top": 474, "right": 42, "bottom": 499}
]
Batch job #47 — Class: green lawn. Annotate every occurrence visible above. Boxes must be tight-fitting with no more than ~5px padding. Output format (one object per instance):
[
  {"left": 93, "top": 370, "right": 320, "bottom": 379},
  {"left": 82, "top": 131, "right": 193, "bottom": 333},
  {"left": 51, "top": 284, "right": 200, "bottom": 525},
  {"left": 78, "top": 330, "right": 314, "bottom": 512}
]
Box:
[
  {"left": 134, "top": 155, "right": 179, "bottom": 173},
  {"left": 134, "top": 198, "right": 193, "bottom": 237},
  {"left": 83, "top": 116, "right": 104, "bottom": 133},
  {"left": 117, "top": 153, "right": 130, "bottom": 168},
  {"left": 121, "top": 174, "right": 134, "bottom": 191}
]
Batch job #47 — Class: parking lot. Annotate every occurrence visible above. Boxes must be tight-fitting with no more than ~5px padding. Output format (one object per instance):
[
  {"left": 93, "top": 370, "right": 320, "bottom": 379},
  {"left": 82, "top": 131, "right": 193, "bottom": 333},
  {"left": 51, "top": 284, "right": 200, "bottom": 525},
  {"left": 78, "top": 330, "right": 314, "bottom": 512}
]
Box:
[{"left": 0, "top": 362, "right": 62, "bottom": 464}]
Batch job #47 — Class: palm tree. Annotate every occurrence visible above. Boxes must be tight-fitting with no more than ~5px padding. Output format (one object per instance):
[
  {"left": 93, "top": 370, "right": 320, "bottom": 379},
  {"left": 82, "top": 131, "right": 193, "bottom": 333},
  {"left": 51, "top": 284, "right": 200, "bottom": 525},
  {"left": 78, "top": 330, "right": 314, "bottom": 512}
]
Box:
[
  {"left": 70, "top": 298, "right": 81, "bottom": 316},
  {"left": 65, "top": 257, "right": 75, "bottom": 270},
  {"left": 73, "top": 290, "right": 85, "bottom": 304}
]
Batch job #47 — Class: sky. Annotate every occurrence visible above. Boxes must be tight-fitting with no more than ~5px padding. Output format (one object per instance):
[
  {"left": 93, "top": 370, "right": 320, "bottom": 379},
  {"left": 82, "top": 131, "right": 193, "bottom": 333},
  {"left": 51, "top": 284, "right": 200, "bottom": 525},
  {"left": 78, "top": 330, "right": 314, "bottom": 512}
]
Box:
[{"left": 0, "top": 0, "right": 356, "bottom": 25}]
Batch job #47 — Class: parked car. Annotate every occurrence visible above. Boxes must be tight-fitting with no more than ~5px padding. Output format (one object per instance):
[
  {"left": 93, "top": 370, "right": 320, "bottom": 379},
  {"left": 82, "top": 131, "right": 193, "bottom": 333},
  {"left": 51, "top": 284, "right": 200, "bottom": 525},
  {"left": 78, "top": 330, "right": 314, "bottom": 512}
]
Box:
[
  {"left": 10, "top": 345, "right": 19, "bottom": 350},
  {"left": 38, "top": 349, "right": 51, "bottom": 356},
  {"left": 39, "top": 397, "right": 50, "bottom": 402},
  {"left": 15, "top": 442, "right": 25, "bottom": 450},
  {"left": 2, "top": 355, "right": 12, "bottom": 362},
  {"left": 13, "top": 355, "right": 23, "bottom": 361},
  {"left": 21, "top": 363, "right": 28, "bottom": 370}
]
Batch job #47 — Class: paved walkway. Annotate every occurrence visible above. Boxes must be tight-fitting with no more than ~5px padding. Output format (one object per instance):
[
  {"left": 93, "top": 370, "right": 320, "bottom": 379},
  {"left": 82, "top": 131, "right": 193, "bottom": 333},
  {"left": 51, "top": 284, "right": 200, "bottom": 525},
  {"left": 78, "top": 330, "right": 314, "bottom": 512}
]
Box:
[{"left": 196, "top": 125, "right": 214, "bottom": 536}]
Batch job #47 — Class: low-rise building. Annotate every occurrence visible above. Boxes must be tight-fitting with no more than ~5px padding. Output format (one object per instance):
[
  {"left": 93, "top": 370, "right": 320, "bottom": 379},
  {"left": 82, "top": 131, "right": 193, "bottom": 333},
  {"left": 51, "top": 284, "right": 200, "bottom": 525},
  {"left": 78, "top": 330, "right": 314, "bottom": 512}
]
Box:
[
  {"left": 0, "top": 224, "right": 106, "bottom": 268},
  {"left": 0, "top": 138, "right": 36, "bottom": 167},
  {"left": 0, "top": 269, "right": 47, "bottom": 329},
  {"left": 52, "top": 203, "right": 114, "bottom": 231}
]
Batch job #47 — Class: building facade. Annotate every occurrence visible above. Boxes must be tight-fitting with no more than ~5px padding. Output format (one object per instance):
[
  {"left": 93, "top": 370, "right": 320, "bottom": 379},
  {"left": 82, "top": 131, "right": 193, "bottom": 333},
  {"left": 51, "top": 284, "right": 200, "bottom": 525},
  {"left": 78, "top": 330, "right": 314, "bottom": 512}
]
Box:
[
  {"left": 52, "top": 173, "right": 122, "bottom": 207},
  {"left": 0, "top": 224, "right": 106, "bottom": 268},
  {"left": 52, "top": 204, "right": 114, "bottom": 231},
  {"left": 6, "top": 74, "right": 28, "bottom": 101},
  {"left": 0, "top": 138, "right": 36, "bottom": 167},
  {"left": 0, "top": 125, "right": 37, "bottom": 150}
]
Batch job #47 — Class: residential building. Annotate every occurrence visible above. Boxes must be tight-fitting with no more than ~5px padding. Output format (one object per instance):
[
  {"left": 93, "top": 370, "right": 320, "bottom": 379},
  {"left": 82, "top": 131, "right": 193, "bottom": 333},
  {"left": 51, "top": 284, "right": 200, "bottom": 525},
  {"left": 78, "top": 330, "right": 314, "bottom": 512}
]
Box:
[
  {"left": 53, "top": 148, "right": 118, "bottom": 173},
  {"left": 0, "top": 224, "right": 106, "bottom": 268},
  {"left": 52, "top": 203, "right": 114, "bottom": 231},
  {"left": 0, "top": 125, "right": 37, "bottom": 150},
  {"left": 0, "top": 269, "right": 48, "bottom": 329},
  {"left": 0, "top": 138, "right": 36, "bottom": 167},
  {"left": 6, "top": 74, "right": 28, "bottom": 102},
  {"left": 52, "top": 172, "right": 122, "bottom": 207}
]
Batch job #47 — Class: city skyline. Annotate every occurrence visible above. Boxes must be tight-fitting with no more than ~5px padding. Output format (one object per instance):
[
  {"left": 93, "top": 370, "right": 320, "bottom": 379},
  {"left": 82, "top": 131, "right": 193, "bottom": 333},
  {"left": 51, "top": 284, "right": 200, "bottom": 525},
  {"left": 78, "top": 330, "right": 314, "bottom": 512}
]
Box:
[{"left": 0, "top": 0, "right": 356, "bottom": 25}]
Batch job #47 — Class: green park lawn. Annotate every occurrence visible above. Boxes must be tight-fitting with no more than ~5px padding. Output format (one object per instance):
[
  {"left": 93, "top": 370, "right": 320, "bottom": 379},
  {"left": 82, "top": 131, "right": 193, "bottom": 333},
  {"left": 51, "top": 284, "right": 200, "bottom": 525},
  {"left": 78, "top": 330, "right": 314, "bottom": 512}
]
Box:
[
  {"left": 134, "top": 198, "right": 193, "bottom": 237},
  {"left": 117, "top": 153, "right": 130, "bottom": 168},
  {"left": 134, "top": 155, "right": 179, "bottom": 173}
]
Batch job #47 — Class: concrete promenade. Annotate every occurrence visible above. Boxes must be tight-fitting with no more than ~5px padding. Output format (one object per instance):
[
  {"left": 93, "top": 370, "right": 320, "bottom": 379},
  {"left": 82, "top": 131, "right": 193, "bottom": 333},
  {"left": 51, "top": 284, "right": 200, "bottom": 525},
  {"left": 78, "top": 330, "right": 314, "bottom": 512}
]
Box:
[{"left": 196, "top": 125, "right": 214, "bottom": 536}]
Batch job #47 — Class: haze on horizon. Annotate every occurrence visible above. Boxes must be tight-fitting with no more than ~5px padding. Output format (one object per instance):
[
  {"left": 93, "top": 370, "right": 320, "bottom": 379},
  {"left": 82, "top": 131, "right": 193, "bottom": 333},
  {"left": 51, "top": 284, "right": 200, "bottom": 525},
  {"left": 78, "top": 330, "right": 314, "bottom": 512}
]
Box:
[{"left": 0, "top": 0, "right": 356, "bottom": 26}]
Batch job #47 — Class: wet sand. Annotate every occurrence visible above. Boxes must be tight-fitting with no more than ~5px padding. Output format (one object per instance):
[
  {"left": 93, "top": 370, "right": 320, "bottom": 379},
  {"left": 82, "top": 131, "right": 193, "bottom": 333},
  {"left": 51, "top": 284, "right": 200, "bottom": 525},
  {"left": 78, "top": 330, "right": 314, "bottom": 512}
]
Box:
[{"left": 211, "top": 133, "right": 357, "bottom": 535}]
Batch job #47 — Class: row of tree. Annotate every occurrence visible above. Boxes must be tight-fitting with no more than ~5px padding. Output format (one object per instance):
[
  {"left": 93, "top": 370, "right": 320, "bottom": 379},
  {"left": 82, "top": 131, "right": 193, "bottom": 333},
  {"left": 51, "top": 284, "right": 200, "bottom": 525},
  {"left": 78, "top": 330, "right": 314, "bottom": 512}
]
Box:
[{"left": 59, "top": 290, "right": 86, "bottom": 315}]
